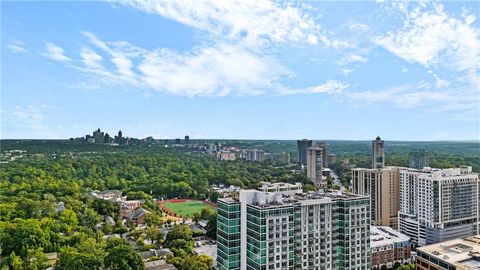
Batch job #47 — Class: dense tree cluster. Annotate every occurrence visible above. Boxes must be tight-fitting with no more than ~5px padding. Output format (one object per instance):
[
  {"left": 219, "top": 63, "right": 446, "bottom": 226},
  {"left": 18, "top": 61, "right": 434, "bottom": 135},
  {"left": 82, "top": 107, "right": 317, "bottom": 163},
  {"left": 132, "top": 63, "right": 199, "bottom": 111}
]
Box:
[{"left": 0, "top": 140, "right": 478, "bottom": 269}]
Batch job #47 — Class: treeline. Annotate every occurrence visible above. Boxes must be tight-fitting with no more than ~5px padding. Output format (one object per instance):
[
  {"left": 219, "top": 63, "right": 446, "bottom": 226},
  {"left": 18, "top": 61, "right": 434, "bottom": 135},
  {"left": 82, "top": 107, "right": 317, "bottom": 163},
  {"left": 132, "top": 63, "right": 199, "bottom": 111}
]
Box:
[{"left": 0, "top": 146, "right": 302, "bottom": 269}]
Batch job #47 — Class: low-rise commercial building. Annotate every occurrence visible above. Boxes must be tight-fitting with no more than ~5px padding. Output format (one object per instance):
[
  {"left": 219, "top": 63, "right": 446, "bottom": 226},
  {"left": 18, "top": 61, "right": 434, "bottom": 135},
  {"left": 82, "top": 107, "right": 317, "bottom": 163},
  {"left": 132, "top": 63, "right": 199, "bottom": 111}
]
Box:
[
  {"left": 416, "top": 235, "right": 480, "bottom": 270},
  {"left": 370, "top": 226, "right": 411, "bottom": 269}
]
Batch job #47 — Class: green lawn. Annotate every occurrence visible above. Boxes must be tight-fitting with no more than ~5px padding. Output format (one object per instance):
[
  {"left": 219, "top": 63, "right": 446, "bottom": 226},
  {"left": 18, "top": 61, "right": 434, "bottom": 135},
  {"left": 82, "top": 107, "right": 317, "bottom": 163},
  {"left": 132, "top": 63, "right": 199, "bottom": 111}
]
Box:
[{"left": 164, "top": 200, "right": 214, "bottom": 218}]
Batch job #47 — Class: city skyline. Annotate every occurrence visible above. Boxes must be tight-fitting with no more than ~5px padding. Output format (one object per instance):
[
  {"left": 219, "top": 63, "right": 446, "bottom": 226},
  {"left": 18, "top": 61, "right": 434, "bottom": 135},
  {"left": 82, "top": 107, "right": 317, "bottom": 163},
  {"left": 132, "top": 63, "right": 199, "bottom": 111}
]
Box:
[{"left": 2, "top": 1, "right": 479, "bottom": 140}]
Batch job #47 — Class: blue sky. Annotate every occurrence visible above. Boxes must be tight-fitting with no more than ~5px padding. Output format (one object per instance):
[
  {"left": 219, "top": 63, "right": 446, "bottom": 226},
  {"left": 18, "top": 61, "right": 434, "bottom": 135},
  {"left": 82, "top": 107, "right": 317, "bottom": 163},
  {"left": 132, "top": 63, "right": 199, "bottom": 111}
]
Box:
[{"left": 2, "top": 1, "right": 479, "bottom": 140}]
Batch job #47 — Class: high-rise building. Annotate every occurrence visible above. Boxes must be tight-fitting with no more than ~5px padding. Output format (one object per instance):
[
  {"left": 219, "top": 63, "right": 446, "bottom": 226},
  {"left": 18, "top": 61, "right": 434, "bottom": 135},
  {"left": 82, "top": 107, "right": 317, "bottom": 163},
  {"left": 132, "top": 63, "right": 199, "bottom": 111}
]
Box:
[
  {"left": 93, "top": 128, "right": 104, "bottom": 144},
  {"left": 398, "top": 167, "right": 479, "bottom": 246},
  {"left": 327, "top": 154, "right": 337, "bottom": 167},
  {"left": 352, "top": 167, "right": 400, "bottom": 228},
  {"left": 307, "top": 146, "right": 324, "bottom": 186},
  {"left": 217, "top": 183, "right": 371, "bottom": 270},
  {"left": 104, "top": 133, "right": 111, "bottom": 144},
  {"left": 409, "top": 150, "right": 429, "bottom": 169},
  {"left": 115, "top": 130, "right": 123, "bottom": 144},
  {"left": 372, "top": 136, "right": 385, "bottom": 169},
  {"left": 297, "top": 139, "right": 313, "bottom": 165},
  {"left": 316, "top": 142, "right": 328, "bottom": 168},
  {"left": 245, "top": 149, "right": 265, "bottom": 162},
  {"left": 175, "top": 138, "right": 181, "bottom": 144},
  {"left": 184, "top": 135, "right": 190, "bottom": 144}
]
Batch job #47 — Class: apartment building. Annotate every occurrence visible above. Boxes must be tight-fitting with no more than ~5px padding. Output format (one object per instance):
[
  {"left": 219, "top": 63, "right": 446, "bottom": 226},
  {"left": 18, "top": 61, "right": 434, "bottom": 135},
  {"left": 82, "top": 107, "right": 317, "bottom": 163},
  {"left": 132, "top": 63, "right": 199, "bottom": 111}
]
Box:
[
  {"left": 217, "top": 182, "right": 371, "bottom": 270},
  {"left": 398, "top": 167, "right": 479, "bottom": 247},
  {"left": 352, "top": 166, "right": 401, "bottom": 228}
]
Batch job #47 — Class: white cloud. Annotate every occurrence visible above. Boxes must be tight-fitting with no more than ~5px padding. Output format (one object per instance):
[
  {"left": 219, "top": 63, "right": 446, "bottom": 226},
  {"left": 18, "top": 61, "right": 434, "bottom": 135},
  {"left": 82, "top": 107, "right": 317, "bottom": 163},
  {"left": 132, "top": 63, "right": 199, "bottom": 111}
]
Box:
[
  {"left": 278, "top": 80, "right": 348, "bottom": 96},
  {"left": 341, "top": 69, "right": 354, "bottom": 76},
  {"left": 68, "top": 33, "right": 288, "bottom": 96},
  {"left": 138, "top": 44, "right": 285, "bottom": 96},
  {"left": 348, "top": 23, "right": 369, "bottom": 31},
  {"left": 7, "top": 40, "right": 28, "bottom": 54},
  {"left": 120, "top": 0, "right": 323, "bottom": 46},
  {"left": 345, "top": 82, "right": 478, "bottom": 120},
  {"left": 5, "top": 105, "right": 57, "bottom": 138},
  {"left": 42, "top": 42, "right": 72, "bottom": 61},
  {"left": 336, "top": 54, "right": 368, "bottom": 65},
  {"left": 375, "top": 2, "right": 479, "bottom": 72},
  {"left": 370, "top": 2, "right": 480, "bottom": 119},
  {"left": 80, "top": 47, "right": 103, "bottom": 68}
]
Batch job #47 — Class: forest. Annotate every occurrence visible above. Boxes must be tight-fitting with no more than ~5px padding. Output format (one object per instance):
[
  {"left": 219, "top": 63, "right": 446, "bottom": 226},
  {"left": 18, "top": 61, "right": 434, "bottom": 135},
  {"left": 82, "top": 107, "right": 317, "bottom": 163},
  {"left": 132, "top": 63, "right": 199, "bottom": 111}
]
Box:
[{"left": 0, "top": 139, "right": 478, "bottom": 269}]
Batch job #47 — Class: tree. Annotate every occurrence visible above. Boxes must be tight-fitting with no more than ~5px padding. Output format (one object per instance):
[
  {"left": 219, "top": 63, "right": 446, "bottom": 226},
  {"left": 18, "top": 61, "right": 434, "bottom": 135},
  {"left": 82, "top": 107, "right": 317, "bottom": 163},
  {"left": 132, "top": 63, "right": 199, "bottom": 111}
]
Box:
[
  {"left": 103, "top": 221, "right": 113, "bottom": 234},
  {"left": 209, "top": 192, "right": 218, "bottom": 203},
  {"left": 4, "top": 252, "right": 24, "bottom": 270},
  {"left": 144, "top": 226, "right": 160, "bottom": 243},
  {"left": 164, "top": 225, "right": 194, "bottom": 256},
  {"left": 23, "top": 248, "right": 48, "bottom": 270},
  {"left": 104, "top": 245, "right": 144, "bottom": 270},
  {"left": 56, "top": 247, "right": 102, "bottom": 270},
  {"left": 192, "top": 212, "right": 200, "bottom": 224},
  {"left": 205, "top": 213, "right": 217, "bottom": 239},
  {"left": 302, "top": 183, "right": 315, "bottom": 192},
  {"left": 200, "top": 208, "right": 215, "bottom": 220}
]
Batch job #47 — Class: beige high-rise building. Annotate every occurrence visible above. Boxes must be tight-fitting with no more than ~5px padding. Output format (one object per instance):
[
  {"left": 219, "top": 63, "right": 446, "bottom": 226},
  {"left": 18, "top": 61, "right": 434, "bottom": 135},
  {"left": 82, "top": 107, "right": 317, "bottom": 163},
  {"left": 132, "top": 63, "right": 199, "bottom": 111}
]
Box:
[{"left": 352, "top": 166, "right": 400, "bottom": 228}]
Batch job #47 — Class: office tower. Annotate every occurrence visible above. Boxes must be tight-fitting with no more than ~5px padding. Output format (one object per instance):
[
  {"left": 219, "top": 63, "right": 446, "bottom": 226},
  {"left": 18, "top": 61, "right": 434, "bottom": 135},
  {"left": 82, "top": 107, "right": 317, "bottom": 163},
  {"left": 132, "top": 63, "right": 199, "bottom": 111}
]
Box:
[
  {"left": 409, "top": 150, "right": 429, "bottom": 169},
  {"left": 217, "top": 182, "right": 371, "bottom": 270},
  {"left": 297, "top": 139, "right": 313, "bottom": 165},
  {"left": 115, "top": 130, "right": 123, "bottom": 144},
  {"left": 316, "top": 142, "right": 328, "bottom": 168},
  {"left": 370, "top": 226, "right": 411, "bottom": 269},
  {"left": 245, "top": 149, "right": 265, "bottom": 162},
  {"left": 307, "top": 145, "right": 324, "bottom": 186},
  {"left": 416, "top": 235, "right": 480, "bottom": 269},
  {"left": 104, "top": 133, "right": 111, "bottom": 144},
  {"left": 93, "top": 128, "right": 104, "bottom": 144},
  {"left": 398, "top": 167, "right": 479, "bottom": 246},
  {"left": 175, "top": 138, "right": 181, "bottom": 144},
  {"left": 372, "top": 136, "right": 385, "bottom": 169},
  {"left": 327, "top": 154, "right": 337, "bottom": 167},
  {"left": 352, "top": 167, "right": 400, "bottom": 228},
  {"left": 184, "top": 135, "right": 190, "bottom": 144}
]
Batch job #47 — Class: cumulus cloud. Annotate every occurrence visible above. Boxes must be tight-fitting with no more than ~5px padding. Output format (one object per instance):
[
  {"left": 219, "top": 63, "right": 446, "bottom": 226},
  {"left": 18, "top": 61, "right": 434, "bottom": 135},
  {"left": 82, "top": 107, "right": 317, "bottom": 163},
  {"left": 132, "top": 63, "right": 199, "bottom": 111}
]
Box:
[{"left": 42, "top": 42, "right": 72, "bottom": 61}]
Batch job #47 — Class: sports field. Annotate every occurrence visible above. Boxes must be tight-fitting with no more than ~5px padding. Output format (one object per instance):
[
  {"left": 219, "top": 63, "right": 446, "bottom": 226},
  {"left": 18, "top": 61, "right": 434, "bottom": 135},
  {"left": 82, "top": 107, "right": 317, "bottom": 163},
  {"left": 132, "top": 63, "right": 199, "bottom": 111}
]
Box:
[{"left": 163, "top": 200, "right": 214, "bottom": 218}]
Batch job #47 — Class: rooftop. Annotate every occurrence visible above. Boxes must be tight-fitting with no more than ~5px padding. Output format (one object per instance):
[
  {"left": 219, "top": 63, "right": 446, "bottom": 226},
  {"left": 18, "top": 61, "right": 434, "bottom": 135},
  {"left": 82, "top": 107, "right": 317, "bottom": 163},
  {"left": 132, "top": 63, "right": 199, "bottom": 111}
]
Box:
[
  {"left": 417, "top": 235, "right": 480, "bottom": 269},
  {"left": 370, "top": 226, "right": 410, "bottom": 248}
]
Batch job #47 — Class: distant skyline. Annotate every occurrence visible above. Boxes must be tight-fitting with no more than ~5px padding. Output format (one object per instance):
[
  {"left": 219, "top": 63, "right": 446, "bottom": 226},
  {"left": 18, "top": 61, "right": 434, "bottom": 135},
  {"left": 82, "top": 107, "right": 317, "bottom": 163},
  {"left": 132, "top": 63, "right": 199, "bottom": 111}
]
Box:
[{"left": 2, "top": 1, "right": 479, "bottom": 140}]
